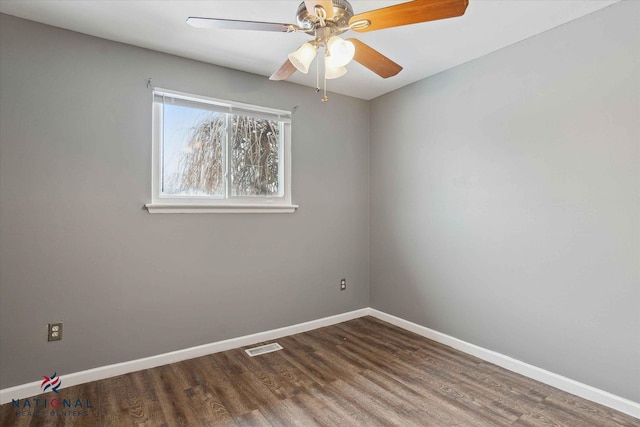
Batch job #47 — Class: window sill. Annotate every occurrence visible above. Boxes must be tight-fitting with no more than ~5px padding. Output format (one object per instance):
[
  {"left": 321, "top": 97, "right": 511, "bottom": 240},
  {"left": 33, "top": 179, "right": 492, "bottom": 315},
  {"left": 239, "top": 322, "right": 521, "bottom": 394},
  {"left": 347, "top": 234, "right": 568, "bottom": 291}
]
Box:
[{"left": 145, "top": 203, "right": 298, "bottom": 214}]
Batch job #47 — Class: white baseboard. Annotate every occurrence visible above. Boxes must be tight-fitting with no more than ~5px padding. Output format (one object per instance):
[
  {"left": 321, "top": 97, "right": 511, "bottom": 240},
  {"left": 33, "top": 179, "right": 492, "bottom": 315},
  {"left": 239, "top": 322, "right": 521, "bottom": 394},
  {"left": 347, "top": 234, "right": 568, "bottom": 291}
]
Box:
[
  {"left": 2, "top": 307, "right": 638, "bottom": 420},
  {"left": 0, "top": 308, "right": 369, "bottom": 405},
  {"left": 368, "top": 308, "right": 640, "bottom": 420}
]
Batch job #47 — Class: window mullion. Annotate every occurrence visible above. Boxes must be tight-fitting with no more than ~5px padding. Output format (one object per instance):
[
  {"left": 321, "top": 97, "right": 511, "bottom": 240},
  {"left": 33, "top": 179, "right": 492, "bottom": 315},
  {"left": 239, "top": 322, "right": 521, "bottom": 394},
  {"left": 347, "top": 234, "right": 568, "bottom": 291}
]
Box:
[
  {"left": 279, "top": 122, "right": 285, "bottom": 197},
  {"left": 224, "top": 113, "right": 231, "bottom": 199},
  {"left": 159, "top": 103, "right": 165, "bottom": 195}
]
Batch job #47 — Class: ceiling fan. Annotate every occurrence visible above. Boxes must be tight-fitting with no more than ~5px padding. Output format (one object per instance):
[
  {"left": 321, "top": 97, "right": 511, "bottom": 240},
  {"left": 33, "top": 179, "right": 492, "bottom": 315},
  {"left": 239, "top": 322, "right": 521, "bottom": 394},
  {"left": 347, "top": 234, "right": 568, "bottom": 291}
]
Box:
[{"left": 187, "top": 0, "right": 469, "bottom": 100}]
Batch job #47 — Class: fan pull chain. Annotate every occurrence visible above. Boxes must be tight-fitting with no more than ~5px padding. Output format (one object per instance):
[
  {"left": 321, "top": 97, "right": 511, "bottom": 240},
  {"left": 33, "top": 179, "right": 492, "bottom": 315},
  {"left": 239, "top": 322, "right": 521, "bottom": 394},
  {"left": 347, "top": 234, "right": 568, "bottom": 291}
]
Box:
[
  {"left": 316, "top": 55, "right": 320, "bottom": 93},
  {"left": 322, "top": 73, "right": 328, "bottom": 102},
  {"left": 322, "top": 50, "right": 328, "bottom": 102}
]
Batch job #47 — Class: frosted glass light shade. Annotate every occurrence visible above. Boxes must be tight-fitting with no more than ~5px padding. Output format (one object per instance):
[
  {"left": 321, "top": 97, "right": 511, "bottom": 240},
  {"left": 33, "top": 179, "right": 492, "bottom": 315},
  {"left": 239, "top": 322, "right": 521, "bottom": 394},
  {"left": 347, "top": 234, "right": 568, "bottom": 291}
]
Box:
[
  {"left": 325, "top": 56, "right": 347, "bottom": 79},
  {"left": 327, "top": 36, "right": 355, "bottom": 67},
  {"left": 288, "top": 42, "right": 317, "bottom": 74}
]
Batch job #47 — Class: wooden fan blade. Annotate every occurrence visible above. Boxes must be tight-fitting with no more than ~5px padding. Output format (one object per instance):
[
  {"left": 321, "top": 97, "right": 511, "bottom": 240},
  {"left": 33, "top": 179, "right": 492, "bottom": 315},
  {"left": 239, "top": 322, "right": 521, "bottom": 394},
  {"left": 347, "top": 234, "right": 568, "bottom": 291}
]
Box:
[
  {"left": 269, "top": 59, "right": 298, "bottom": 81},
  {"left": 304, "top": 0, "right": 335, "bottom": 19},
  {"left": 349, "top": 0, "right": 468, "bottom": 33},
  {"left": 187, "top": 17, "right": 300, "bottom": 33},
  {"left": 348, "top": 39, "right": 402, "bottom": 78}
]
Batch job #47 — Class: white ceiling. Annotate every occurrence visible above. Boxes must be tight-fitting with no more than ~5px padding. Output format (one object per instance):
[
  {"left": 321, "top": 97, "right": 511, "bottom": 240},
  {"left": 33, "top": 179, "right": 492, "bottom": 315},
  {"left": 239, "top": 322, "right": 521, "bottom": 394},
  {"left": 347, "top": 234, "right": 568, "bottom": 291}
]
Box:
[{"left": 0, "top": 0, "right": 620, "bottom": 100}]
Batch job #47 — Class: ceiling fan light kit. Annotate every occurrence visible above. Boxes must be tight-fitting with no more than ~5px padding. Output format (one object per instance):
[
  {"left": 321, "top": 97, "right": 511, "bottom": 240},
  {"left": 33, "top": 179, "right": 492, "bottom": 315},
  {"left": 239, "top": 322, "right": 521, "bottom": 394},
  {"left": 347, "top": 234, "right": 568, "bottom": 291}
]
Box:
[
  {"left": 324, "top": 56, "right": 347, "bottom": 79},
  {"left": 187, "top": 0, "right": 469, "bottom": 101},
  {"left": 288, "top": 42, "right": 318, "bottom": 74},
  {"left": 326, "top": 36, "right": 355, "bottom": 67}
]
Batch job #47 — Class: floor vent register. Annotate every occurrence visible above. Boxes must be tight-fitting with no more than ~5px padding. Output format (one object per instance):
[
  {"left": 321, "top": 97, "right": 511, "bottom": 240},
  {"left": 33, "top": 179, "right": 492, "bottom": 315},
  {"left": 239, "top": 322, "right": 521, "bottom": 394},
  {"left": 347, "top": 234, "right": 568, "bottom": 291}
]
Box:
[{"left": 244, "top": 342, "right": 283, "bottom": 357}]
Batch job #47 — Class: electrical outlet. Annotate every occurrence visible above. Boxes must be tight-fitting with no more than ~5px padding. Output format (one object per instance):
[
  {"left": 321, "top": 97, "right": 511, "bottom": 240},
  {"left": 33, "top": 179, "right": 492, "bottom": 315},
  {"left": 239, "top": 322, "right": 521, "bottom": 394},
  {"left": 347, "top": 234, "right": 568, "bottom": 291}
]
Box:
[
  {"left": 48, "top": 323, "right": 63, "bottom": 341},
  {"left": 340, "top": 279, "right": 346, "bottom": 291}
]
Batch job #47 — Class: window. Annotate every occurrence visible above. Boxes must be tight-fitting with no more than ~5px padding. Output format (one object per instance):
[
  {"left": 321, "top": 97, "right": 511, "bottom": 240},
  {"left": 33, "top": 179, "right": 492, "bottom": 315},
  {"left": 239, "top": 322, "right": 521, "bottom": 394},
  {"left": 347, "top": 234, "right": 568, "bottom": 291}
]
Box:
[{"left": 146, "top": 89, "right": 296, "bottom": 213}]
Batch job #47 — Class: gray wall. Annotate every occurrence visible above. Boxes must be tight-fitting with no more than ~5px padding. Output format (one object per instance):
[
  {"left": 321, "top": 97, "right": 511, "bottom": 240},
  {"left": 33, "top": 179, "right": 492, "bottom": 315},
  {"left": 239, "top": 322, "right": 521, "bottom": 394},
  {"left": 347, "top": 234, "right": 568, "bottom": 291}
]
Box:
[
  {"left": 370, "top": 0, "right": 639, "bottom": 402},
  {"left": 0, "top": 14, "right": 369, "bottom": 389}
]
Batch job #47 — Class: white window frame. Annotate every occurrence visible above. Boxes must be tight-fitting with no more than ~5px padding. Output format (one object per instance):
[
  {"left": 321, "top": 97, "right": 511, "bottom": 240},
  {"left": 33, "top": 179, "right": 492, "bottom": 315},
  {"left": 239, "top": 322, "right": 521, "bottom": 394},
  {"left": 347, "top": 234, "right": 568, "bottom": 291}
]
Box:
[{"left": 145, "top": 88, "right": 297, "bottom": 214}]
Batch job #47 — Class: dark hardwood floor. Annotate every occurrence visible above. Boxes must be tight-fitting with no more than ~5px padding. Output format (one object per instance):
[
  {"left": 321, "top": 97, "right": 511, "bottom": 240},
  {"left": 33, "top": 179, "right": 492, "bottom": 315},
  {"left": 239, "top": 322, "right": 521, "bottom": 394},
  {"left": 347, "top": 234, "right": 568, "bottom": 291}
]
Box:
[{"left": 1, "top": 316, "right": 638, "bottom": 426}]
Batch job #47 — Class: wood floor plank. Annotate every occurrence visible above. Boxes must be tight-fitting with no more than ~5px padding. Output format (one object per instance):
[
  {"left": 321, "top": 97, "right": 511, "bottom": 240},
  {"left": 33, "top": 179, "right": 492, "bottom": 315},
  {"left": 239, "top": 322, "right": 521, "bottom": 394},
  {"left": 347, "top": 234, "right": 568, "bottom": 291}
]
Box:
[
  {"left": 149, "top": 364, "right": 197, "bottom": 426},
  {"left": 233, "top": 409, "right": 271, "bottom": 426},
  {"left": 297, "top": 383, "right": 365, "bottom": 426},
  {"left": 359, "top": 368, "right": 487, "bottom": 426},
  {"left": 236, "top": 349, "right": 309, "bottom": 399},
  {"left": 399, "top": 347, "right": 529, "bottom": 423},
  {"left": 197, "top": 358, "right": 260, "bottom": 419},
  {"left": 189, "top": 385, "right": 235, "bottom": 427},
  {"left": 128, "top": 369, "right": 168, "bottom": 426},
  {"left": 289, "top": 389, "right": 357, "bottom": 426},
  {"left": 95, "top": 376, "right": 131, "bottom": 427},
  {"left": 67, "top": 382, "right": 100, "bottom": 427},
  {"left": 307, "top": 380, "right": 393, "bottom": 426},
  {"left": 256, "top": 394, "right": 322, "bottom": 426},
  {"left": 277, "top": 334, "right": 317, "bottom": 355},
  {"left": 1, "top": 316, "right": 638, "bottom": 426},
  {"left": 278, "top": 346, "right": 339, "bottom": 386},
  {"left": 382, "top": 357, "right": 515, "bottom": 426},
  {"left": 175, "top": 361, "right": 236, "bottom": 427},
  {"left": 542, "top": 393, "right": 640, "bottom": 427}
]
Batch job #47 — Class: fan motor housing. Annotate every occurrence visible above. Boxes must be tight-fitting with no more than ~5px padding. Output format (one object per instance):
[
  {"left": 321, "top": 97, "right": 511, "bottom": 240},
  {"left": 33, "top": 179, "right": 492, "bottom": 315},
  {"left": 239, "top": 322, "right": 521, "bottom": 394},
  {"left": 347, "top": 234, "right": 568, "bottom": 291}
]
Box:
[{"left": 296, "top": 0, "right": 354, "bottom": 33}]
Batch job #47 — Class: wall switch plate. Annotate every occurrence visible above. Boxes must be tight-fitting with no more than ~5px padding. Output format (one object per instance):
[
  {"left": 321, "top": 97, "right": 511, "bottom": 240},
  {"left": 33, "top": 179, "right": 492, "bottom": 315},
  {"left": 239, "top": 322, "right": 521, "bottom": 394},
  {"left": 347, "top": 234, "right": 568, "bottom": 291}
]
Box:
[
  {"left": 48, "top": 323, "right": 63, "bottom": 341},
  {"left": 340, "top": 279, "right": 346, "bottom": 291}
]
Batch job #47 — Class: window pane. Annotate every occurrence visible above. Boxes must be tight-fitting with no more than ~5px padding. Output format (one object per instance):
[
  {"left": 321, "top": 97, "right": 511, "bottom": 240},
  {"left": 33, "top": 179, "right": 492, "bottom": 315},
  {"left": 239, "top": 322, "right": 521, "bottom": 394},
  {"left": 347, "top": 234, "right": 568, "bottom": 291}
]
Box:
[
  {"left": 162, "top": 104, "right": 225, "bottom": 197},
  {"left": 230, "top": 114, "right": 281, "bottom": 197}
]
